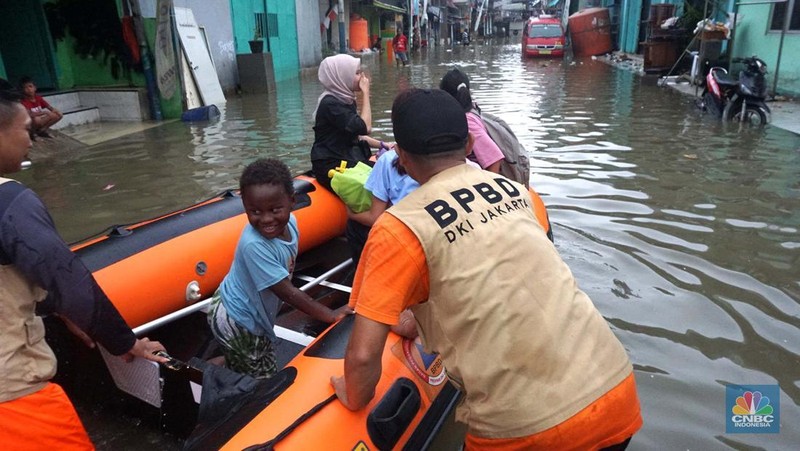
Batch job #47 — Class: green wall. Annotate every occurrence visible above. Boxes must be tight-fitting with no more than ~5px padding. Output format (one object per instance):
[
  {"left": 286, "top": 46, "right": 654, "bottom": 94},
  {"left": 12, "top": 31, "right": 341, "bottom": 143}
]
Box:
[
  {"left": 617, "top": 0, "right": 640, "bottom": 53},
  {"left": 230, "top": 0, "right": 300, "bottom": 82},
  {"left": 54, "top": 34, "right": 139, "bottom": 88},
  {"left": 268, "top": 0, "right": 299, "bottom": 81},
  {"left": 52, "top": 15, "right": 181, "bottom": 118},
  {"left": 731, "top": 4, "right": 800, "bottom": 96}
]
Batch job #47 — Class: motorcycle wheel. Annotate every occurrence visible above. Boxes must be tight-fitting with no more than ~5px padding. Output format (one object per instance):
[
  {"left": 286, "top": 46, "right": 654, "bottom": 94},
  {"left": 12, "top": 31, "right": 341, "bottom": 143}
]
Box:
[
  {"left": 702, "top": 92, "right": 723, "bottom": 118},
  {"left": 730, "top": 105, "right": 768, "bottom": 127}
]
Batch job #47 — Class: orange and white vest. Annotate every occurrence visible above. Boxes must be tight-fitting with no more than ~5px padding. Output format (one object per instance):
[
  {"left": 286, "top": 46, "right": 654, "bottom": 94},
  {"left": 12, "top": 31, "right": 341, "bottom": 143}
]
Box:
[
  {"left": 388, "top": 164, "right": 632, "bottom": 438},
  {"left": 0, "top": 178, "right": 55, "bottom": 403}
]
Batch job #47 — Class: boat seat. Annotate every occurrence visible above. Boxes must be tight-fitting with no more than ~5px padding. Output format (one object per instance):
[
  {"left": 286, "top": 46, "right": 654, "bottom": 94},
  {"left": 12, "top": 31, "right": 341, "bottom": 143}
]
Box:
[{"left": 293, "top": 179, "right": 316, "bottom": 195}]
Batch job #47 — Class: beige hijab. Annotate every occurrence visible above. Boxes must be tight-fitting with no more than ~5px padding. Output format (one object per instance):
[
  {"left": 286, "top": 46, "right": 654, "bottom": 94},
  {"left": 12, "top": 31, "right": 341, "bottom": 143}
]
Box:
[{"left": 313, "top": 54, "right": 360, "bottom": 119}]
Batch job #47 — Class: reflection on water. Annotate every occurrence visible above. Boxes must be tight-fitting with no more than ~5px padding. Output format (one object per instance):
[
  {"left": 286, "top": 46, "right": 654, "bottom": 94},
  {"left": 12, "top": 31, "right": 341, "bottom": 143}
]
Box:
[{"left": 18, "top": 41, "right": 800, "bottom": 449}]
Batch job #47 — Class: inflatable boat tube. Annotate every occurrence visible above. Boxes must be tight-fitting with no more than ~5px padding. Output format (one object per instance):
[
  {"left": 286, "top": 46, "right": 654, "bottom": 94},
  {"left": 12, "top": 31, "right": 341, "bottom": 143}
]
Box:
[
  {"left": 184, "top": 315, "right": 460, "bottom": 451},
  {"left": 70, "top": 175, "right": 550, "bottom": 330},
  {"left": 71, "top": 175, "right": 347, "bottom": 329}
]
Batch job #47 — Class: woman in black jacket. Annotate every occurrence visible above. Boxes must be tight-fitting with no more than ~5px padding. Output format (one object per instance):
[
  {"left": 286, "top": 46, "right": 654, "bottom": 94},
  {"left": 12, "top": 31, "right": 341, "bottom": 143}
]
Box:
[{"left": 310, "top": 54, "right": 386, "bottom": 191}]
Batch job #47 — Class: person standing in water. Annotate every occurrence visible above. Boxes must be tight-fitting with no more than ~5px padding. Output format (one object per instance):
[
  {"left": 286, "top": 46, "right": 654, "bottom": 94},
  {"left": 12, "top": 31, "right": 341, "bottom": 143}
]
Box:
[{"left": 392, "top": 29, "right": 409, "bottom": 67}]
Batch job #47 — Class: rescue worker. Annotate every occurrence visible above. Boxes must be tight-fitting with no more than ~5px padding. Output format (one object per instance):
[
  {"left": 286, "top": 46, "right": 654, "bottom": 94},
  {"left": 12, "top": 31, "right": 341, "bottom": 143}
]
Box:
[
  {"left": 331, "top": 88, "right": 642, "bottom": 450},
  {"left": 0, "top": 89, "right": 168, "bottom": 449}
]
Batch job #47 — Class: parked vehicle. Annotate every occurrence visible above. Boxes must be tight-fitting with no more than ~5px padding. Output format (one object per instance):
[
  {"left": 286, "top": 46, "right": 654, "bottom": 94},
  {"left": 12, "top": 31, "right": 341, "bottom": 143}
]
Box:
[
  {"left": 701, "top": 56, "right": 771, "bottom": 126},
  {"left": 522, "top": 15, "right": 565, "bottom": 57}
]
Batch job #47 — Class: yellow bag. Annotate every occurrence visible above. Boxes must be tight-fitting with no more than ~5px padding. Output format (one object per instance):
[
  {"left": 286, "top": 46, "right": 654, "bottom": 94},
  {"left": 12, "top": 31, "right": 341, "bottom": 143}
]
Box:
[{"left": 329, "top": 161, "right": 373, "bottom": 213}]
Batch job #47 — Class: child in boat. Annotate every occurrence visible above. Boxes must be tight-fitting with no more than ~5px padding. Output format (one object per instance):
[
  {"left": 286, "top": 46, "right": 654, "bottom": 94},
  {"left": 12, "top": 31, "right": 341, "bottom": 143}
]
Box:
[
  {"left": 208, "top": 158, "right": 352, "bottom": 379},
  {"left": 440, "top": 68, "right": 505, "bottom": 174}
]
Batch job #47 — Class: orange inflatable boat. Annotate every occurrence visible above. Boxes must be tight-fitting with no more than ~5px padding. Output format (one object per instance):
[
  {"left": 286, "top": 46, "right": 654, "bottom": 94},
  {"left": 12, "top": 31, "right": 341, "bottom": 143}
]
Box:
[
  {"left": 70, "top": 175, "right": 348, "bottom": 329},
  {"left": 183, "top": 315, "right": 460, "bottom": 450},
  {"left": 65, "top": 173, "right": 552, "bottom": 446},
  {"left": 70, "top": 175, "right": 551, "bottom": 331}
]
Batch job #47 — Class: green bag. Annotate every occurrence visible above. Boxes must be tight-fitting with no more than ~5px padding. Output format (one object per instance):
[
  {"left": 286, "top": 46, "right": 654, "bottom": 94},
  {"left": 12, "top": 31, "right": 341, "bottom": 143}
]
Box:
[{"left": 329, "top": 161, "right": 373, "bottom": 213}]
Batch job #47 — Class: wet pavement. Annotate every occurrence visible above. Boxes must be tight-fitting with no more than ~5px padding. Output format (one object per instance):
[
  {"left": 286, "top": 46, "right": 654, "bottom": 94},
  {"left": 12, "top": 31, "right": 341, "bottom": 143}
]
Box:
[{"left": 19, "top": 40, "right": 800, "bottom": 450}]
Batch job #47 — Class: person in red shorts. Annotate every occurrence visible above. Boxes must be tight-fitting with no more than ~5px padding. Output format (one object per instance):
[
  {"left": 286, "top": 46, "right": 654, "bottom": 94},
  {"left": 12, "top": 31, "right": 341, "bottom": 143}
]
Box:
[
  {"left": 0, "top": 89, "right": 169, "bottom": 450},
  {"left": 19, "top": 76, "right": 62, "bottom": 138},
  {"left": 391, "top": 29, "right": 408, "bottom": 67},
  {"left": 331, "top": 89, "right": 643, "bottom": 450}
]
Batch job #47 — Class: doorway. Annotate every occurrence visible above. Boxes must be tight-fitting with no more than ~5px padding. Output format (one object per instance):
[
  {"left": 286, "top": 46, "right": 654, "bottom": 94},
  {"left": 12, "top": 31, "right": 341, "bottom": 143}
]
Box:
[{"left": 0, "top": 0, "right": 58, "bottom": 90}]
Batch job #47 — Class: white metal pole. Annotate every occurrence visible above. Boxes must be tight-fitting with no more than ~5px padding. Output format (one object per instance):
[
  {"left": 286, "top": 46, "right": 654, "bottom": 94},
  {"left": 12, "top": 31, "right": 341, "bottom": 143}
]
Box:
[{"left": 133, "top": 259, "right": 353, "bottom": 336}]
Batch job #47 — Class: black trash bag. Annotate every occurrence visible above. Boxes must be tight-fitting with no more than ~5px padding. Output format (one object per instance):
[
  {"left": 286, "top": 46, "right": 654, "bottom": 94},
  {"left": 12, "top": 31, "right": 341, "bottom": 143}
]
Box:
[{"left": 183, "top": 359, "right": 297, "bottom": 451}]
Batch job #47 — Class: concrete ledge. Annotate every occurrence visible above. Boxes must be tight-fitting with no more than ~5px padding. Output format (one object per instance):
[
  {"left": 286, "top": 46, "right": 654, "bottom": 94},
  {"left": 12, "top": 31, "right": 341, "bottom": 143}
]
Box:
[
  {"left": 78, "top": 90, "right": 146, "bottom": 121},
  {"left": 43, "top": 88, "right": 147, "bottom": 122},
  {"left": 237, "top": 53, "right": 276, "bottom": 94},
  {"left": 43, "top": 91, "right": 81, "bottom": 111},
  {"left": 52, "top": 106, "right": 100, "bottom": 130}
]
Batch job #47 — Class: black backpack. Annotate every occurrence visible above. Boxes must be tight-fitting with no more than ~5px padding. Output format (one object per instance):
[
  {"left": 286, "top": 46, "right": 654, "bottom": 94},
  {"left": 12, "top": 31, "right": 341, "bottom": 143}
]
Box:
[{"left": 474, "top": 110, "right": 531, "bottom": 188}]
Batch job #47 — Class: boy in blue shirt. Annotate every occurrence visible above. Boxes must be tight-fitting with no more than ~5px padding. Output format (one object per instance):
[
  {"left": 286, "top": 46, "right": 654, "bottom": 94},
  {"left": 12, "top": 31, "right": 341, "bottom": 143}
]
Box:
[{"left": 208, "top": 158, "right": 352, "bottom": 378}]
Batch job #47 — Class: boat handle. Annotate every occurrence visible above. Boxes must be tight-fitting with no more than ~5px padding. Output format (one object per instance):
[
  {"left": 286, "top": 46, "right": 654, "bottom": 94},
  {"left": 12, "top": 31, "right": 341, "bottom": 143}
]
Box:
[
  {"left": 367, "top": 377, "right": 421, "bottom": 450},
  {"left": 185, "top": 280, "right": 202, "bottom": 302}
]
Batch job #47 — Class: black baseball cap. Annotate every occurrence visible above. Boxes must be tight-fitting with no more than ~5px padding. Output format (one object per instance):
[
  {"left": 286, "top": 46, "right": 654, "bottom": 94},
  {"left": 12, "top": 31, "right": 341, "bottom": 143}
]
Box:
[{"left": 392, "top": 89, "right": 469, "bottom": 155}]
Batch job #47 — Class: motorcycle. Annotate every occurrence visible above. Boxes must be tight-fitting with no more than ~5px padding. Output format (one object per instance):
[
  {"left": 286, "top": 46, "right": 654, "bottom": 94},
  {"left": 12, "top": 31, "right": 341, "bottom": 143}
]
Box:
[{"left": 700, "top": 56, "right": 771, "bottom": 126}]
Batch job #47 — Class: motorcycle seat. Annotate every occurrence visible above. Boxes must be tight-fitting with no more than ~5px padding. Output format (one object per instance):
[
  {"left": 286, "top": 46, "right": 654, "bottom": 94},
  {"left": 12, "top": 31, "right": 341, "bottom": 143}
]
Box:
[{"left": 712, "top": 72, "right": 738, "bottom": 87}]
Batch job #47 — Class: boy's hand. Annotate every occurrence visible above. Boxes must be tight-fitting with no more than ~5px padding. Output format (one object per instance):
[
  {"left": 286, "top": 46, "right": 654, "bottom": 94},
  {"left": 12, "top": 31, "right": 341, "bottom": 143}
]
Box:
[{"left": 332, "top": 305, "right": 354, "bottom": 322}]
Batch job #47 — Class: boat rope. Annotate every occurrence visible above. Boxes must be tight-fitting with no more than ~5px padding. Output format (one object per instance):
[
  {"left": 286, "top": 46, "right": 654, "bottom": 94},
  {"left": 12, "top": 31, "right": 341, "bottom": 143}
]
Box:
[{"left": 242, "top": 393, "right": 338, "bottom": 451}]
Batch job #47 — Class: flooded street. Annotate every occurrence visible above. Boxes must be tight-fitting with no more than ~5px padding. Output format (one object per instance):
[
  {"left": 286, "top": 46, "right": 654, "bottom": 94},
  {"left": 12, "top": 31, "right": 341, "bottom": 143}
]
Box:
[{"left": 19, "top": 41, "right": 800, "bottom": 449}]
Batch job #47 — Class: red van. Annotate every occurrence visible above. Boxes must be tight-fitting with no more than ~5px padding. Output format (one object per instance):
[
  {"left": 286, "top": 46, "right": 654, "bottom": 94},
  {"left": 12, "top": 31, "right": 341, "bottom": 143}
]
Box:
[{"left": 522, "top": 15, "right": 566, "bottom": 57}]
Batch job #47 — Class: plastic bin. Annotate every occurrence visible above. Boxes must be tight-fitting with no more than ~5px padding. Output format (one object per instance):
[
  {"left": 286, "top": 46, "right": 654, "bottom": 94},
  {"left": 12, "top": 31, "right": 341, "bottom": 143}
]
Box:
[
  {"left": 181, "top": 105, "right": 220, "bottom": 122},
  {"left": 349, "top": 18, "right": 369, "bottom": 52},
  {"left": 568, "top": 8, "right": 613, "bottom": 57}
]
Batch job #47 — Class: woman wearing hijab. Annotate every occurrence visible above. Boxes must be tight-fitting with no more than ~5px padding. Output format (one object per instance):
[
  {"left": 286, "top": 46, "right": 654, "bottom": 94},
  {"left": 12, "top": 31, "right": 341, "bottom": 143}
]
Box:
[
  {"left": 440, "top": 68, "right": 505, "bottom": 174},
  {"left": 311, "top": 54, "right": 387, "bottom": 191}
]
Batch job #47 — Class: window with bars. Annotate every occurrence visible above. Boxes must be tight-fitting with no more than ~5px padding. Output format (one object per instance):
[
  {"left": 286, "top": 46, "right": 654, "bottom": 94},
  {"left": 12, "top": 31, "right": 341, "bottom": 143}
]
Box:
[
  {"left": 267, "top": 13, "right": 279, "bottom": 37},
  {"left": 255, "top": 13, "right": 266, "bottom": 38},
  {"left": 770, "top": 0, "right": 800, "bottom": 31},
  {"left": 255, "top": 12, "right": 279, "bottom": 38}
]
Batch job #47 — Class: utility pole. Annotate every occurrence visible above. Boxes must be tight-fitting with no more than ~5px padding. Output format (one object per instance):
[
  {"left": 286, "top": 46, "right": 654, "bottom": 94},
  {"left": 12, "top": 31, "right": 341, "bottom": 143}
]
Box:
[
  {"left": 130, "top": 0, "right": 163, "bottom": 120},
  {"left": 475, "top": 0, "right": 487, "bottom": 33},
  {"left": 339, "top": 0, "right": 346, "bottom": 53}
]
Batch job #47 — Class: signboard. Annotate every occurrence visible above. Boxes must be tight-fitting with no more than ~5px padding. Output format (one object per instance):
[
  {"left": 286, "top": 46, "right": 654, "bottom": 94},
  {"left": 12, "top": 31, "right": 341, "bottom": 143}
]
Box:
[
  {"left": 174, "top": 7, "right": 226, "bottom": 106},
  {"left": 155, "top": 0, "right": 177, "bottom": 99}
]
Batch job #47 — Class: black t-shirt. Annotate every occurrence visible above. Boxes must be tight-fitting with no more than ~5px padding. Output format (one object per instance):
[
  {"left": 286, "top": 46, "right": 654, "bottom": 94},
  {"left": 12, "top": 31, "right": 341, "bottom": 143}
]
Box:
[
  {"left": 310, "top": 95, "right": 370, "bottom": 164},
  {"left": 0, "top": 181, "right": 135, "bottom": 356}
]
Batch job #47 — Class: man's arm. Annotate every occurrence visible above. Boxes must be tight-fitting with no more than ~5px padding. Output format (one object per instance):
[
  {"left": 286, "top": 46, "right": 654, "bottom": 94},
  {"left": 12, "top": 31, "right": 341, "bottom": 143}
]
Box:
[
  {"left": 1, "top": 187, "right": 165, "bottom": 360},
  {"left": 331, "top": 314, "right": 390, "bottom": 410}
]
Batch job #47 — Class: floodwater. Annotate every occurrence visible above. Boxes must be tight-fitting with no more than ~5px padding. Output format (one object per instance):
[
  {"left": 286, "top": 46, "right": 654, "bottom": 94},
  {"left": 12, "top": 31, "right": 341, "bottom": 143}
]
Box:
[{"left": 17, "top": 40, "right": 800, "bottom": 449}]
